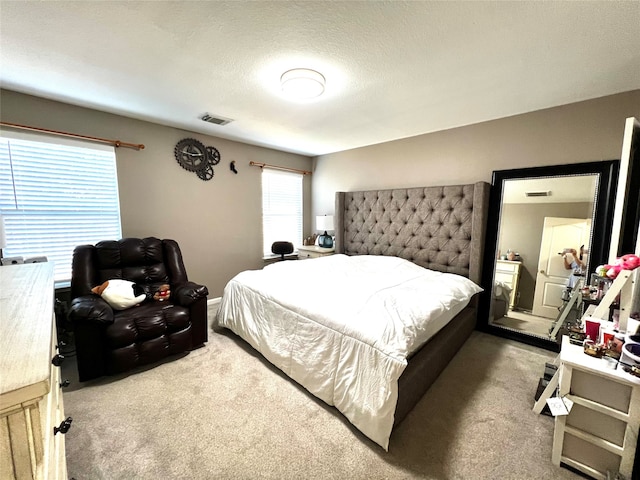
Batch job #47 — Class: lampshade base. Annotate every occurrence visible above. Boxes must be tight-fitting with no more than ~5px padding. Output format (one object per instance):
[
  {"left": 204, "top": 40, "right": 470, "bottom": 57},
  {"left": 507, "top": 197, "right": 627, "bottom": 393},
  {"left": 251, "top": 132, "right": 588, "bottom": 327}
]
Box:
[{"left": 318, "top": 232, "right": 333, "bottom": 248}]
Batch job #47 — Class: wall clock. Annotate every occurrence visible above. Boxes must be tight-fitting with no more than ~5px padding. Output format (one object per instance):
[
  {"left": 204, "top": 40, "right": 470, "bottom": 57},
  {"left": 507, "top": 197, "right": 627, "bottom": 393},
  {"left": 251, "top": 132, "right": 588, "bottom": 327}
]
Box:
[
  {"left": 174, "top": 138, "right": 208, "bottom": 172},
  {"left": 174, "top": 138, "right": 222, "bottom": 181}
]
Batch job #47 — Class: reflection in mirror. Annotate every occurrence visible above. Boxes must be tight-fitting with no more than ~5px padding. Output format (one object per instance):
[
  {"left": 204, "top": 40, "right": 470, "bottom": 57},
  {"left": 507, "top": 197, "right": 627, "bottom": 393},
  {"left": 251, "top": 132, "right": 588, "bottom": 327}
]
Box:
[
  {"left": 490, "top": 175, "right": 598, "bottom": 340},
  {"left": 480, "top": 161, "right": 619, "bottom": 351}
]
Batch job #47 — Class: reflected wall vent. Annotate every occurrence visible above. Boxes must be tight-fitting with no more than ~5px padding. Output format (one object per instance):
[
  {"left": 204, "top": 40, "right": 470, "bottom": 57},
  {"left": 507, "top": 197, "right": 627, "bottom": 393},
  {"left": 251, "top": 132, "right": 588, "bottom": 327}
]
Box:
[
  {"left": 525, "top": 191, "right": 551, "bottom": 197},
  {"left": 201, "top": 114, "right": 233, "bottom": 126}
]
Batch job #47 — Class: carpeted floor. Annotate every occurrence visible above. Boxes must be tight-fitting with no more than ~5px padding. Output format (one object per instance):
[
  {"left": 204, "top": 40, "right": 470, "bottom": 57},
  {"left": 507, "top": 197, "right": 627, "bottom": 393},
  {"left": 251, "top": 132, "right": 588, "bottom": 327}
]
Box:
[{"left": 61, "top": 323, "right": 581, "bottom": 480}]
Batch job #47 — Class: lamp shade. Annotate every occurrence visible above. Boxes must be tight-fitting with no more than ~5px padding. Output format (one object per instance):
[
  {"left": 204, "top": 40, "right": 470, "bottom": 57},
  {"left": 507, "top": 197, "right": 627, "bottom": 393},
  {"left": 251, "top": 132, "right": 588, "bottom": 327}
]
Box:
[{"left": 316, "top": 215, "right": 334, "bottom": 232}]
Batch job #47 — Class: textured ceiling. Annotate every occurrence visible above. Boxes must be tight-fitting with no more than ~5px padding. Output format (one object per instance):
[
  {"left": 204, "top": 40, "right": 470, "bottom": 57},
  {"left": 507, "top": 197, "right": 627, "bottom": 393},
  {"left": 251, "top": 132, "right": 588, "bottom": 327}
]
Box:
[{"left": 1, "top": 1, "right": 639, "bottom": 156}]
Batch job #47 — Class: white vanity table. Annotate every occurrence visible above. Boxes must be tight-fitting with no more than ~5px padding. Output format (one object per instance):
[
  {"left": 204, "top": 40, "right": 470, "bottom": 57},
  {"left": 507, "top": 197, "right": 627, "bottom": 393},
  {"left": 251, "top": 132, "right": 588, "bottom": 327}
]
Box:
[{"left": 552, "top": 336, "right": 640, "bottom": 479}]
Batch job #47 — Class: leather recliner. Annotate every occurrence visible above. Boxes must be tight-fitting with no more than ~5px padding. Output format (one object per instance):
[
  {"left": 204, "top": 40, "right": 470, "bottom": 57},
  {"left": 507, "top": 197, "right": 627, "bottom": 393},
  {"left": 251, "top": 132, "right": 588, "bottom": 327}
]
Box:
[{"left": 69, "top": 237, "right": 208, "bottom": 381}]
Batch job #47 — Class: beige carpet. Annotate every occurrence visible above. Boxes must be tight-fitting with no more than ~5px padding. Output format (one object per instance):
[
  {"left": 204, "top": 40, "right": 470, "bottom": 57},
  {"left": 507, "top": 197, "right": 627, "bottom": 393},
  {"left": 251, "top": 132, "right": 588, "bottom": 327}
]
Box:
[{"left": 61, "top": 326, "right": 581, "bottom": 480}]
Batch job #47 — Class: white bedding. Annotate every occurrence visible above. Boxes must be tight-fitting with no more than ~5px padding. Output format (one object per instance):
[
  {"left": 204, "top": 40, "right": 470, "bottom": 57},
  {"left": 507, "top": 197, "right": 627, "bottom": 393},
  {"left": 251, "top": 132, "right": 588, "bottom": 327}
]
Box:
[{"left": 214, "top": 254, "right": 482, "bottom": 449}]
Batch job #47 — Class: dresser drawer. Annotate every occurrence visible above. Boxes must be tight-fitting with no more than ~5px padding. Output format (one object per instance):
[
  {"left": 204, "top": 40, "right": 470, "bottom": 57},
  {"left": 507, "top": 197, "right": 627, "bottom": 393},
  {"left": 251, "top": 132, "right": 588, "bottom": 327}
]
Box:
[
  {"left": 42, "top": 325, "right": 67, "bottom": 480},
  {"left": 496, "top": 261, "right": 519, "bottom": 274},
  {"left": 296, "top": 247, "right": 334, "bottom": 260},
  {"left": 495, "top": 272, "right": 515, "bottom": 286},
  {"left": 299, "top": 251, "right": 331, "bottom": 259}
]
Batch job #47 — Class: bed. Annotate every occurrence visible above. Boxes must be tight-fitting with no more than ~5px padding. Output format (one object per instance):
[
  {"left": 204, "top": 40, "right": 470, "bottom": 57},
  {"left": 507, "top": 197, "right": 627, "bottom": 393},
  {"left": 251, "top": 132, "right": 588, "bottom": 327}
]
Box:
[{"left": 215, "top": 182, "right": 490, "bottom": 449}]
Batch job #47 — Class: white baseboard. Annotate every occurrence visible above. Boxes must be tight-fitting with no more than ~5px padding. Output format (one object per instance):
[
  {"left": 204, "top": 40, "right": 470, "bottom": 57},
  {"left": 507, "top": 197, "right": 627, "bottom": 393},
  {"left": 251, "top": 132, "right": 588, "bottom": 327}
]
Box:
[{"left": 207, "top": 297, "right": 222, "bottom": 307}]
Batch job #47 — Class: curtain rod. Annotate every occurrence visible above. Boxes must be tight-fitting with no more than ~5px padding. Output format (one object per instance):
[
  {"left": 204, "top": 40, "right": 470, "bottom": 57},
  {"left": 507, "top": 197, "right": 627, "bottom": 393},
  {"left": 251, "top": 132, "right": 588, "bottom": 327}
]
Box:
[
  {"left": 249, "top": 161, "right": 311, "bottom": 175},
  {"left": 0, "top": 121, "right": 145, "bottom": 150}
]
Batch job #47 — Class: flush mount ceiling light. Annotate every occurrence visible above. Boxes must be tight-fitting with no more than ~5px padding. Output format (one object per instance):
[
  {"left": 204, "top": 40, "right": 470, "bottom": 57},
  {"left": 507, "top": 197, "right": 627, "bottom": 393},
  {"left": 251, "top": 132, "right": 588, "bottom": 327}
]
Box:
[{"left": 280, "top": 68, "right": 325, "bottom": 99}]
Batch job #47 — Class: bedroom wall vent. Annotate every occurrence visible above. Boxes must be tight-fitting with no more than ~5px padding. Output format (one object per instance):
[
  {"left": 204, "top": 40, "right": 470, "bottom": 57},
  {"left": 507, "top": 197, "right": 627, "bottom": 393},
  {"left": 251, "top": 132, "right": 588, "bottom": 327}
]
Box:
[
  {"left": 200, "top": 114, "right": 233, "bottom": 126},
  {"left": 525, "top": 191, "right": 551, "bottom": 197}
]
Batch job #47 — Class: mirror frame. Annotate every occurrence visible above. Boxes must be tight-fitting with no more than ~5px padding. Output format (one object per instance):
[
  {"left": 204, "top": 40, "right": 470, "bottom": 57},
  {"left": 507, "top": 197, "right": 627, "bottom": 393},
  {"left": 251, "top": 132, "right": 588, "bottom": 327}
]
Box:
[{"left": 479, "top": 160, "right": 620, "bottom": 351}]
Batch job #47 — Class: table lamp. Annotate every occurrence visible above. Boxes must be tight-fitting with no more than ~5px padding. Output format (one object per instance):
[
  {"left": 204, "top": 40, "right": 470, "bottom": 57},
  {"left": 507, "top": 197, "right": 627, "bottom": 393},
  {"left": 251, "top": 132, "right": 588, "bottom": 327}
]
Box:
[{"left": 316, "top": 215, "right": 334, "bottom": 248}]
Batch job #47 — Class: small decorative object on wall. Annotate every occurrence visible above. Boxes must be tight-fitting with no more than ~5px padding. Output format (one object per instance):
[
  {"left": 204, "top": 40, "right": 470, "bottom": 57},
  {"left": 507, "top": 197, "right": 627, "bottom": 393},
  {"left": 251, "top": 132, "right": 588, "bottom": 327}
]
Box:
[
  {"left": 174, "top": 138, "right": 221, "bottom": 181},
  {"left": 230, "top": 160, "right": 238, "bottom": 174}
]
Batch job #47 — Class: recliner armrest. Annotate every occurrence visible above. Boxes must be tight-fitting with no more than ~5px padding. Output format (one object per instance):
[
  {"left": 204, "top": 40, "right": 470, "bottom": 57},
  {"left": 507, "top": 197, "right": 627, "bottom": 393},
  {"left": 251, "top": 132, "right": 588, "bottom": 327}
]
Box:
[
  {"left": 69, "top": 295, "right": 115, "bottom": 325},
  {"left": 173, "top": 282, "right": 208, "bottom": 307}
]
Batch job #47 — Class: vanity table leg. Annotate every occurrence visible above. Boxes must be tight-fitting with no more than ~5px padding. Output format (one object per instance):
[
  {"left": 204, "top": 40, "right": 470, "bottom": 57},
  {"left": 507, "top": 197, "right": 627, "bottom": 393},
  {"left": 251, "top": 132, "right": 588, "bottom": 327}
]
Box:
[
  {"left": 551, "top": 364, "right": 573, "bottom": 467},
  {"left": 533, "top": 365, "right": 559, "bottom": 414},
  {"left": 620, "top": 387, "right": 640, "bottom": 477}
]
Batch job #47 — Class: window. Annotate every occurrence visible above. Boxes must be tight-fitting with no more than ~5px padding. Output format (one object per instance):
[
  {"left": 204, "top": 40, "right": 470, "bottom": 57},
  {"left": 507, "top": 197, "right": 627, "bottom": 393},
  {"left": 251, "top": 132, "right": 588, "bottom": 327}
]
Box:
[
  {"left": 261, "top": 169, "right": 303, "bottom": 256},
  {"left": 0, "top": 132, "right": 121, "bottom": 284}
]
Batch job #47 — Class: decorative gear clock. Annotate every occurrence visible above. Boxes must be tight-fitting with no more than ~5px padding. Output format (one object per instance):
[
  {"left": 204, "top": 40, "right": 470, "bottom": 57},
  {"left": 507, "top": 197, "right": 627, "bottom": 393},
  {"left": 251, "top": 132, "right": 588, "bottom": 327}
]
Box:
[
  {"left": 174, "top": 138, "right": 208, "bottom": 173},
  {"left": 174, "top": 138, "right": 222, "bottom": 181}
]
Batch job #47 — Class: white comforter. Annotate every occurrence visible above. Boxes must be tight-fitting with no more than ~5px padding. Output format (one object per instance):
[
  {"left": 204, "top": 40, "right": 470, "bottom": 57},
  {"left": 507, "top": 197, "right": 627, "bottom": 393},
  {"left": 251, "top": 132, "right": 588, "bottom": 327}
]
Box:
[{"left": 215, "top": 254, "right": 482, "bottom": 449}]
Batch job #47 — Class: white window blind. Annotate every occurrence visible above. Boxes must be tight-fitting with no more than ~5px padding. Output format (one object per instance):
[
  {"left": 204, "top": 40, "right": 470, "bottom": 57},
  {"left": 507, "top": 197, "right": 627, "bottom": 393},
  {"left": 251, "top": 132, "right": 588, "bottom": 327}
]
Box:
[
  {"left": 261, "top": 169, "right": 303, "bottom": 256},
  {"left": 0, "top": 132, "right": 122, "bottom": 283}
]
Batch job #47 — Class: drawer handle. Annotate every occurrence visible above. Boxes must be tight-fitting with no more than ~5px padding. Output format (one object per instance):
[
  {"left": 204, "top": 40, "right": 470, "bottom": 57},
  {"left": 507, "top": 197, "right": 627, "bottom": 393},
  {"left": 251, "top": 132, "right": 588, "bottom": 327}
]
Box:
[
  {"left": 54, "top": 417, "right": 73, "bottom": 435},
  {"left": 56, "top": 341, "right": 67, "bottom": 350},
  {"left": 60, "top": 379, "right": 71, "bottom": 388},
  {"left": 51, "top": 354, "right": 65, "bottom": 366}
]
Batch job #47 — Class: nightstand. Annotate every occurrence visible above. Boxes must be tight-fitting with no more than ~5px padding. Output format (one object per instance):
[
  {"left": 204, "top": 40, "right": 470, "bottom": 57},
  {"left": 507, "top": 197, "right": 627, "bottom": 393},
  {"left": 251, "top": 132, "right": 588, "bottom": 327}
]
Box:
[
  {"left": 495, "top": 260, "right": 522, "bottom": 308},
  {"left": 297, "top": 245, "right": 335, "bottom": 259}
]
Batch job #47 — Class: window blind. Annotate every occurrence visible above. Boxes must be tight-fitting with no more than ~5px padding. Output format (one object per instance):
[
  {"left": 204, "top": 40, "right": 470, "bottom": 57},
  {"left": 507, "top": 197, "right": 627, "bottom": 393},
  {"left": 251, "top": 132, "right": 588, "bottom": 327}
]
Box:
[
  {"left": 261, "top": 169, "right": 302, "bottom": 256},
  {"left": 0, "top": 132, "right": 122, "bottom": 283}
]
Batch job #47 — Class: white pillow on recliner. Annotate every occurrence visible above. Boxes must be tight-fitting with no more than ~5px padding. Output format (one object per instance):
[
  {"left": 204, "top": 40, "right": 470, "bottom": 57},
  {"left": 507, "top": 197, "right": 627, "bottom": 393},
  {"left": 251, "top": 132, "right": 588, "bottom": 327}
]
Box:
[{"left": 91, "top": 279, "right": 146, "bottom": 310}]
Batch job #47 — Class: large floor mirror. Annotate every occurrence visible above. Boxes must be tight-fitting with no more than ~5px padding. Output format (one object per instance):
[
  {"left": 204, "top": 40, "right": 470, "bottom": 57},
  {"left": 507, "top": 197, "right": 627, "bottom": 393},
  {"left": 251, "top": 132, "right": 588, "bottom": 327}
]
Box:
[{"left": 479, "top": 160, "right": 619, "bottom": 351}]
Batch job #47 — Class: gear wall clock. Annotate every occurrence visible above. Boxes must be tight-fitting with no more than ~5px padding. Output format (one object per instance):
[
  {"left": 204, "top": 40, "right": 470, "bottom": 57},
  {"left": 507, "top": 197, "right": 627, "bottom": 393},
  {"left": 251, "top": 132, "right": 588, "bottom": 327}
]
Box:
[{"left": 174, "top": 138, "right": 221, "bottom": 181}]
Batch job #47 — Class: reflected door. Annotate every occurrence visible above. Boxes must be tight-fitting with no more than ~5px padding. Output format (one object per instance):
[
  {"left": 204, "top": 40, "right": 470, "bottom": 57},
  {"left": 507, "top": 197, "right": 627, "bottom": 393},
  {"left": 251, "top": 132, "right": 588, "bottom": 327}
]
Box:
[{"left": 531, "top": 217, "right": 591, "bottom": 318}]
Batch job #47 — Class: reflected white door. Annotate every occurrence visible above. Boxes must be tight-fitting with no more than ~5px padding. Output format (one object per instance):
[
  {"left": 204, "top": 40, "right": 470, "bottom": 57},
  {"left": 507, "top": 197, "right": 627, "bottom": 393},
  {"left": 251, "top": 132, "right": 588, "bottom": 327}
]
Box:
[{"left": 531, "top": 217, "right": 591, "bottom": 319}]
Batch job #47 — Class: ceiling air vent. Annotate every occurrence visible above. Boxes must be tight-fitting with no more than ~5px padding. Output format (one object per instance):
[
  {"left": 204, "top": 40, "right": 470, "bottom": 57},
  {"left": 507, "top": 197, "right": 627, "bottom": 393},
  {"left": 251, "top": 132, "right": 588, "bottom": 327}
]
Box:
[
  {"left": 525, "top": 191, "right": 551, "bottom": 197},
  {"left": 201, "top": 114, "right": 233, "bottom": 126}
]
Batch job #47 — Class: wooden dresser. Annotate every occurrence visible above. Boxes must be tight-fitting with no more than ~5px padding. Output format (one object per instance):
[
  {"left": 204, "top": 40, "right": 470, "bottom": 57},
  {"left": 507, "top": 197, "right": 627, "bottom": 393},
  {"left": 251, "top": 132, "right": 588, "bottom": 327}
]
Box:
[{"left": 0, "top": 263, "right": 69, "bottom": 479}]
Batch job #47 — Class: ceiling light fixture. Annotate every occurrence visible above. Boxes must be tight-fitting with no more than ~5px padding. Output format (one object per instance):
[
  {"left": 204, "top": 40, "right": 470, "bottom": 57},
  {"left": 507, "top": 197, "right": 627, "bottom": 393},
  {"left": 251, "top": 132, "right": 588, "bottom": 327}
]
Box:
[{"left": 280, "top": 68, "right": 325, "bottom": 99}]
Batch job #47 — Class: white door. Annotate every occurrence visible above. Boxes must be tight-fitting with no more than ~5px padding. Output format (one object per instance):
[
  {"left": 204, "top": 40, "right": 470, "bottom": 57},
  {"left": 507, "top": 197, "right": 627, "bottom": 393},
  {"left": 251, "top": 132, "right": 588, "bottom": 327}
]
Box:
[{"left": 532, "top": 217, "right": 591, "bottom": 319}]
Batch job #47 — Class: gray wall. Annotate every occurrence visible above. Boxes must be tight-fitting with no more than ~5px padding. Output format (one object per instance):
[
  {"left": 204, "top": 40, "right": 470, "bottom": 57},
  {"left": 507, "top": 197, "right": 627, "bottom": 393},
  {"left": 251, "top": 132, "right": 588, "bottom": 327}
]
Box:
[
  {"left": 311, "top": 90, "right": 640, "bottom": 216},
  {"left": 499, "top": 202, "right": 593, "bottom": 310},
  {"left": 0, "top": 89, "right": 313, "bottom": 297},
  {"left": 3, "top": 89, "right": 639, "bottom": 299}
]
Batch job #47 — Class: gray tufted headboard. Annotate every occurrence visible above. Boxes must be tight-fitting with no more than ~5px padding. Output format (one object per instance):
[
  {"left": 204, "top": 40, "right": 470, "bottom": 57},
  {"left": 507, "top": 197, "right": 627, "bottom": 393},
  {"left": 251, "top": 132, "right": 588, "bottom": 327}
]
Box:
[{"left": 335, "top": 182, "right": 490, "bottom": 285}]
